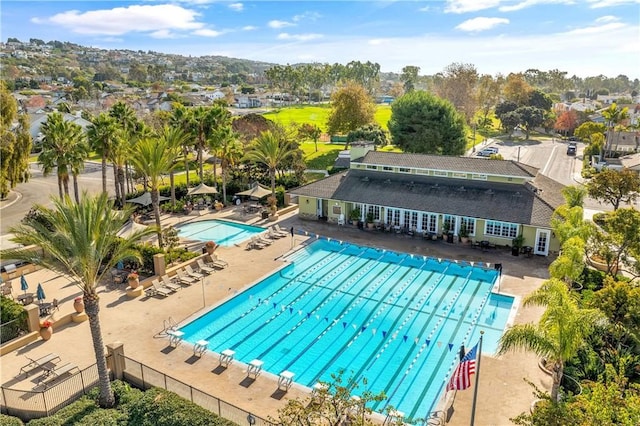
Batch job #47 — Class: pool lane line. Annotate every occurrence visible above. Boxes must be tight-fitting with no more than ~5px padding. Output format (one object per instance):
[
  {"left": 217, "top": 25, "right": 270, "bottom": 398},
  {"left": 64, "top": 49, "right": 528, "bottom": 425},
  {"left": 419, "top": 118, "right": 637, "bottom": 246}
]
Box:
[
  {"left": 303, "top": 267, "right": 440, "bottom": 385},
  {"left": 402, "top": 279, "right": 493, "bottom": 419},
  {"left": 380, "top": 274, "right": 488, "bottom": 413},
  {"left": 229, "top": 249, "right": 384, "bottom": 355},
  {"left": 293, "top": 260, "right": 430, "bottom": 381},
  {"left": 252, "top": 256, "right": 400, "bottom": 363}
]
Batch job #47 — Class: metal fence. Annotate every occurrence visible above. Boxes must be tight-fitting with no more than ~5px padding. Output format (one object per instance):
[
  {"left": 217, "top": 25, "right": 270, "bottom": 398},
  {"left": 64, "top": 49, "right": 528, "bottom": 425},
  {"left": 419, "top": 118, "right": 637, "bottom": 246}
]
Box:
[
  {"left": 120, "top": 354, "right": 274, "bottom": 426},
  {"left": 0, "top": 316, "right": 28, "bottom": 344},
  {"left": 1, "top": 363, "right": 99, "bottom": 421}
]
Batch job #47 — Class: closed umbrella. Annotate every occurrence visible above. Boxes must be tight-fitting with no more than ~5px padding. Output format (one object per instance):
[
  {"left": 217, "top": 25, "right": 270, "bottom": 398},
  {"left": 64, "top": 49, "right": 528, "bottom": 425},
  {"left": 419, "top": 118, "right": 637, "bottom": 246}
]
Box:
[
  {"left": 36, "top": 283, "right": 46, "bottom": 303},
  {"left": 20, "top": 275, "right": 29, "bottom": 295},
  {"left": 117, "top": 261, "right": 124, "bottom": 270}
]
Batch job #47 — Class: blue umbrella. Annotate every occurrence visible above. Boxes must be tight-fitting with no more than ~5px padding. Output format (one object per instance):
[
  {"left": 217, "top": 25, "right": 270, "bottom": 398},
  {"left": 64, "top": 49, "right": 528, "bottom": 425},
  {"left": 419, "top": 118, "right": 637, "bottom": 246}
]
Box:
[
  {"left": 36, "top": 283, "right": 46, "bottom": 302},
  {"left": 117, "top": 261, "right": 124, "bottom": 270},
  {"left": 20, "top": 275, "right": 29, "bottom": 295}
]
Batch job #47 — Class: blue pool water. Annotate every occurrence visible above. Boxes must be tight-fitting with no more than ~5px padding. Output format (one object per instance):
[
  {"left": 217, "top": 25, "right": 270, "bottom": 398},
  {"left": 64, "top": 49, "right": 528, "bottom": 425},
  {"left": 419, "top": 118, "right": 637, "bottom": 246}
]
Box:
[
  {"left": 180, "top": 239, "right": 513, "bottom": 420},
  {"left": 177, "top": 219, "right": 264, "bottom": 247}
]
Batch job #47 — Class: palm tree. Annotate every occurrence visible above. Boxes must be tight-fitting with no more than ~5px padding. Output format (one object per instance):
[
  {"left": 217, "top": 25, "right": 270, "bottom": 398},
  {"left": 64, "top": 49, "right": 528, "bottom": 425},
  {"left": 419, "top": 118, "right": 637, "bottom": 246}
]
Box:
[
  {"left": 498, "top": 279, "right": 602, "bottom": 401},
  {"left": 109, "top": 130, "right": 130, "bottom": 208},
  {"left": 87, "top": 113, "right": 118, "bottom": 195},
  {"left": 4, "top": 193, "right": 155, "bottom": 408},
  {"left": 245, "top": 130, "right": 294, "bottom": 203},
  {"left": 38, "top": 112, "right": 87, "bottom": 199},
  {"left": 205, "top": 105, "right": 232, "bottom": 185},
  {"left": 601, "top": 103, "right": 629, "bottom": 156},
  {"left": 129, "top": 126, "right": 183, "bottom": 247},
  {"left": 215, "top": 126, "right": 243, "bottom": 205},
  {"left": 170, "top": 104, "right": 196, "bottom": 188}
]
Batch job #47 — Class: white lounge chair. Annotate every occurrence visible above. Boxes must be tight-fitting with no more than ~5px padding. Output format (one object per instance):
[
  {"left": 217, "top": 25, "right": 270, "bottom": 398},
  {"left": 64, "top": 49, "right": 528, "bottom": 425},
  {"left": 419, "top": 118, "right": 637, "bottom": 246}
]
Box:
[
  {"left": 146, "top": 280, "right": 172, "bottom": 297},
  {"left": 197, "top": 259, "right": 215, "bottom": 274},
  {"left": 257, "top": 233, "right": 273, "bottom": 245},
  {"left": 20, "top": 353, "right": 61, "bottom": 377},
  {"left": 185, "top": 265, "right": 205, "bottom": 279},
  {"left": 270, "top": 225, "right": 288, "bottom": 237},
  {"left": 247, "top": 236, "right": 266, "bottom": 250},
  {"left": 176, "top": 269, "right": 198, "bottom": 285},
  {"left": 160, "top": 276, "right": 181, "bottom": 291},
  {"left": 274, "top": 224, "right": 292, "bottom": 237},
  {"left": 267, "top": 227, "right": 285, "bottom": 239},
  {"left": 207, "top": 254, "right": 228, "bottom": 269}
]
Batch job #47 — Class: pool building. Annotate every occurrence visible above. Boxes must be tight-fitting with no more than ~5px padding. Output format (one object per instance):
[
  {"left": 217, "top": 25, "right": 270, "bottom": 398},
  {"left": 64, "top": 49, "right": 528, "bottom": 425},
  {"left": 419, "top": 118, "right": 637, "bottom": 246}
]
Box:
[{"left": 291, "top": 144, "right": 566, "bottom": 256}]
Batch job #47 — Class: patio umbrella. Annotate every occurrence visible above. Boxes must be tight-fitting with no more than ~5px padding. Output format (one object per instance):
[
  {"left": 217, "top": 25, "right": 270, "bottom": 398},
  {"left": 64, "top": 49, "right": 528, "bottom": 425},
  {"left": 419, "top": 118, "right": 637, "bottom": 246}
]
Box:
[
  {"left": 20, "top": 275, "right": 29, "bottom": 295},
  {"left": 116, "top": 260, "right": 124, "bottom": 270},
  {"left": 36, "top": 283, "right": 46, "bottom": 302},
  {"left": 117, "top": 221, "right": 148, "bottom": 238},
  {"left": 187, "top": 182, "right": 218, "bottom": 196},
  {"left": 236, "top": 182, "right": 271, "bottom": 200},
  {"left": 126, "top": 192, "right": 170, "bottom": 206}
]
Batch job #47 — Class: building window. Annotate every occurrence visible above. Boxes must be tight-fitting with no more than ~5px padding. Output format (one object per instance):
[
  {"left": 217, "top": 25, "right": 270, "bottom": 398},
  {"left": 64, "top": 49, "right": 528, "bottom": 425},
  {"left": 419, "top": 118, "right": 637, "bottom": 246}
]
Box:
[
  {"left": 386, "top": 208, "right": 400, "bottom": 226},
  {"left": 460, "top": 217, "right": 475, "bottom": 235},
  {"left": 485, "top": 220, "right": 518, "bottom": 238},
  {"left": 420, "top": 213, "right": 437, "bottom": 233},
  {"left": 383, "top": 166, "right": 393, "bottom": 171},
  {"left": 452, "top": 172, "right": 467, "bottom": 179},
  {"left": 443, "top": 215, "right": 455, "bottom": 232},
  {"left": 399, "top": 167, "right": 411, "bottom": 173},
  {"left": 471, "top": 174, "right": 487, "bottom": 180},
  {"left": 366, "top": 165, "right": 377, "bottom": 170},
  {"left": 403, "top": 211, "right": 418, "bottom": 229},
  {"left": 367, "top": 205, "right": 381, "bottom": 221},
  {"left": 433, "top": 170, "right": 447, "bottom": 177}
]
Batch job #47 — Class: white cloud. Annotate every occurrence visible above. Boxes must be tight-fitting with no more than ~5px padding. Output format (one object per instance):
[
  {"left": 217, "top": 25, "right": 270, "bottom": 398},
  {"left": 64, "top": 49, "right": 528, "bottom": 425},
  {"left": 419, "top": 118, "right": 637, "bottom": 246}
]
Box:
[
  {"left": 368, "top": 39, "right": 390, "bottom": 46},
  {"left": 242, "top": 25, "right": 258, "bottom": 31},
  {"left": 595, "top": 15, "right": 620, "bottom": 22},
  {"left": 228, "top": 3, "right": 243, "bottom": 12},
  {"left": 499, "top": 0, "right": 574, "bottom": 13},
  {"left": 150, "top": 29, "right": 179, "bottom": 39},
  {"left": 445, "top": 0, "right": 503, "bottom": 13},
  {"left": 456, "top": 17, "right": 509, "bottom": 32},
  {"left": 418, "top": 6, "right": 431, "bottom": 12},
  {"left": 193, "top": 29, "right": 223, "bottom": 37},
  {"left": 292, "top": 11, "right": 321, "bottom": 22},
  {"left": 588, "top": 0, "right": 640, "bottom": 8},
  {"left": 562, "top": 21, "right": 626, "bottom": 35},
  {"left": 277, "top": 33, "right": 323, "bottom": 41},
  {"left": 32, "top": 4, "right": 203, "bottom": 36},
  {"left": 268, "top": 20, "right": 295, "bottom": 29}
]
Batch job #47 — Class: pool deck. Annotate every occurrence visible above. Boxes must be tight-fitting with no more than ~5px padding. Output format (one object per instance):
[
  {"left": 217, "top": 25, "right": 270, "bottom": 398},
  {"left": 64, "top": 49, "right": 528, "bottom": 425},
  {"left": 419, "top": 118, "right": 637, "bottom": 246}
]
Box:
[{"left": 1, "top": 206, "right": 552, "bottom": 425}]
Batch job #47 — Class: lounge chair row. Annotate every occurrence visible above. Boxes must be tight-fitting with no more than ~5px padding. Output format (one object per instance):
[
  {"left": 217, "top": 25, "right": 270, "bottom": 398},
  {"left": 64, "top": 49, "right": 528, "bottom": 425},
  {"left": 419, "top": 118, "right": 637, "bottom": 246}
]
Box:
[
  {"left": 19, "top": 353, "right": 80, "bottom": 389},
  {"left": 246, "top": 226, "right": 289, "bottom": 250},
  {"left": 145, "top": 263, "right": 213, "bottom": 298}
]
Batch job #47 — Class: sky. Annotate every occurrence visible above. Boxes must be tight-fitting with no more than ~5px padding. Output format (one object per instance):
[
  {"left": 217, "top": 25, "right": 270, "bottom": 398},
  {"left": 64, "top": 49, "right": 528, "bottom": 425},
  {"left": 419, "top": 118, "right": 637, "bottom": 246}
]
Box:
[{"left": 2, "top": 0, "right": 639, "bottom": 78}]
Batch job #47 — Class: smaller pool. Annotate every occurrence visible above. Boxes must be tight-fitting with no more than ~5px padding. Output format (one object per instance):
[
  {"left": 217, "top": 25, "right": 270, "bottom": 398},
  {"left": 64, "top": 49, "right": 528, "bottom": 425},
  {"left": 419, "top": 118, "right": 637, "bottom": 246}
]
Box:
[{"left": 177, "top": 220, "right": 264, "bottom": 247}]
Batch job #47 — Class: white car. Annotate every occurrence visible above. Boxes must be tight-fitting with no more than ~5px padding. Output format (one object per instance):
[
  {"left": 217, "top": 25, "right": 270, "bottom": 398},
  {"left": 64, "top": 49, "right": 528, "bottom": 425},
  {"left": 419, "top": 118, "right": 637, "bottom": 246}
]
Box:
[{"left": 476, "top": 147, "right": 499, "bottom": 157}]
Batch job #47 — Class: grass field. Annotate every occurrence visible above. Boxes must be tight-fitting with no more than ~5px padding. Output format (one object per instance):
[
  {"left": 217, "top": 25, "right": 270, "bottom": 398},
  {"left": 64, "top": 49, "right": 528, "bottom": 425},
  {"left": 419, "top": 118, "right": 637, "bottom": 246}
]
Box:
[{"left": 263, "top": 103, "right": 392, "bottom": 132}]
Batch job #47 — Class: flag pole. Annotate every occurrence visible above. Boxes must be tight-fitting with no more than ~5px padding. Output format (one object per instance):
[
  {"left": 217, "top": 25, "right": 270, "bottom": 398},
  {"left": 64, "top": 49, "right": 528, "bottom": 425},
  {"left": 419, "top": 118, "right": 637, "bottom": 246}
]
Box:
[{"left": 469, "top": 331, "right": 484, "bottom": 426}]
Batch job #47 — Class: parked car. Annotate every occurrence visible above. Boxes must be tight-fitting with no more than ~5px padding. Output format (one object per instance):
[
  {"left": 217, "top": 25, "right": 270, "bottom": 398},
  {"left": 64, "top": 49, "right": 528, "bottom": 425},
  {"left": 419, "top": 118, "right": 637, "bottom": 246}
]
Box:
[
  {"left": 567, "top": 142, "right": 577, "bottom": 155},
  {"left": 476, "top": 147, "right": 499, "bottom": 157}
]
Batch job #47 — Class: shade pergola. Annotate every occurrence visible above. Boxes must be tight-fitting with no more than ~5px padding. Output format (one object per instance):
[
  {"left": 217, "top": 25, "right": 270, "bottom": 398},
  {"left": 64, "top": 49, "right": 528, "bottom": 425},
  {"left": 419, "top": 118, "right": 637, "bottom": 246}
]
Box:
[
  {"left": 126, "top": 192, "right": 169, "bottom": 206},
  {"left": 187, "top": 182, "right": 219, "bottom": 196},
  {"left": 117, "top": 221, "right": 149, "bottom": 238},
  {"left": 236, "top": 183, "right": 272, "bottom": 200}
]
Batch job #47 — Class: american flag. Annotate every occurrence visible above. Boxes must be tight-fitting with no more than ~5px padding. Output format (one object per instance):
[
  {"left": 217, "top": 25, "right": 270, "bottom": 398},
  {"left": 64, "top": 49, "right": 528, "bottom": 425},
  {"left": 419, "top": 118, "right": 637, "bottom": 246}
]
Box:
[{"left": 446, "top": 342, "right": 478, "bottom": 391}]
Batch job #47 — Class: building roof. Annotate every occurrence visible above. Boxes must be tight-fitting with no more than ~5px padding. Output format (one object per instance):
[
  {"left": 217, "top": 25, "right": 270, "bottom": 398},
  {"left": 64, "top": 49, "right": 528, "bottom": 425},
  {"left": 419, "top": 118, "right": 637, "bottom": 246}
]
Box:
[
  {"left": 291, "top": 169, "right": 561, "bottom": 228},
  {"left": 358, "top": 151, "right": 539, "bottom": 178}
]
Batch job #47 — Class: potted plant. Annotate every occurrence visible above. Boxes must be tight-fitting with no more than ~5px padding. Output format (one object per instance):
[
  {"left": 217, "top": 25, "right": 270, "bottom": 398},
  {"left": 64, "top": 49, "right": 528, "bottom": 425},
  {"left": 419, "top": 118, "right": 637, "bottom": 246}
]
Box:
[
  {"left": 366, "top": 212, "right": 375, "bottom": 229},
  {"left": 459, "top": 224, "right": 469, "bottom": 244},
  {"left": 40, "top": 320, "right": 53, "bottom": 341},
  {"left": 205, "top": 241, "right": 218, "bottom": 255},
  {"left": 73, "top": 296, "right": 84, "bottom": 313},
  {"left": 127, "top": 272, "right": 140, "bottom": 289},
  {"left": 349, "top": 207, "right": 361, "bottom": 225},
  {"left": 512, "top": 235, "right": 524, "bottom": 256}
]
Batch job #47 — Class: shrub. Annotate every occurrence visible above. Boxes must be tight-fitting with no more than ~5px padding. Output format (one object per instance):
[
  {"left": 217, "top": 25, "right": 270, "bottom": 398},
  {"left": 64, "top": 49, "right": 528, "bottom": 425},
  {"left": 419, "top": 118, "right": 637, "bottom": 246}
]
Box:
[
  {"left": 0, "top": 414, "right": 24, "bottom": 425},
  {"left": 127, "top": 387, "right": 236, "bottom": 426},
  {"left": 135, "top": 244, "right": 164, "bottom": 274},
  {"left": 0, "top": 296, "right": 28, "bottom": 341}
]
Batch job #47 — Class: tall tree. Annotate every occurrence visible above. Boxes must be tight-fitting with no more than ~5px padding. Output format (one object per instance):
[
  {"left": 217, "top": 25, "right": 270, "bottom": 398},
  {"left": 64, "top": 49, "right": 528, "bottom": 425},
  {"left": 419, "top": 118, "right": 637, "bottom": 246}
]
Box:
[
  {"left": 0, "top": 81, "right": 32, "bottom": 198},
  {"left": 433, "top": 62, "right": 478, "bottom": 123},
  {"left": 515, "top": 106, "right": 544, "bottom": 139},
  {"left": 38, "top": 112, "right": 88, "bottom": 199},
  {"left": 4, "top": 193, "right": 155, "bottom": 408},
  {"left": 498, "top": 279, "right": 602, "bottom": 402},
  {"left": 87, "top": 113, "right": 118, "bottom": 195},
  {"left": 245, "top": 130, "right": 295, "bottom": 204},
  {"left": 216, "top": 126, "right": 243, "bottom": 206},
  {"left": 476, "top": 74, "right": 502, "bottom": 129},
  {"left": 298, "top": 123, "right": 323, "bottom": 153},
  {"left": 400, "top": 65, "right": 420, "bottom": 93},
  {"left": 204, "top": 105, "right": 232, "bottom": 185},
  {"left": 587, "top": 169, "right": 640, "bottom": 210},
  {"left": 388, "top": 90, "right": 466, "bottom": 155},
  {"left": 326, "top": 82, "right": 375, "bottom": 139},
  {"left": 554, "top": 110, "right": 579, "bottom": 137},
  {"left": 601, "top": 103, "right": 630, "bottom": 156},
  {"left": 503, "top": 73, "right": 532, "bottom": 106},
  {"left": 170, "top": 103, "right": 196, "bottom": 188},
  {"left": 129, "top": 127, "right": 184, "bottom": 247},
  {"left": 347, "top": 123, "right": 388, "bottom": 147}
]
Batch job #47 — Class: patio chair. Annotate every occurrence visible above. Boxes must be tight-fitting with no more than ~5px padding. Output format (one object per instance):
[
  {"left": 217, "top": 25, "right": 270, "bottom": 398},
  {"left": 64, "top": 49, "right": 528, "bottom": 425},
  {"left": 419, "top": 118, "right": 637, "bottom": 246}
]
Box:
[
  {"left": 1, "top": 282, "right": 13, "bottom": 299},
  {"left": 145, "top": 280, "right": 172, "bottom": 297},
  {"left": 257, "top": 233, "right": 273, "bottom": 245},
  {"left": 37, "top": 362, "right": 80, "bottom": 389},
  {"left": 247, "top": 236, "right": 266, "bottom": 250},
  {"left": 185, "top": 265, "right": 205, "bottom": 280},
  {"left": 159, "top": 276, "right": 181, "bottom": 291},
  {"left": 51, "top": 298, "right": 59, "bottom": 312},
  {"left": 176, "top": 269, "right": 198, "bottom": 285},
  {"left": 196, "top": 259, "right": 215, "bottom": 274},
  {"left": 271, "top": 225, "right": 289, "bottom": 237},
  {"left": 274, "top": 224, "right": 292, "bottom": 237},
  {"left": 267, "top": 228, "right": 284, "bottom": 239},
  {"left": 19, "top": 353, "right": 61, "bottom": 377},
  {"left": 207, "top": 254, "right": 228, "bottom": 269}
]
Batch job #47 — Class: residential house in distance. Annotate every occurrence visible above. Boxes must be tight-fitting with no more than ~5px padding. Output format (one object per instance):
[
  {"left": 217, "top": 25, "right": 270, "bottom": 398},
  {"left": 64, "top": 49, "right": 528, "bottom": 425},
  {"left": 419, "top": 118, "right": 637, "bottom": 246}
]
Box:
[{"left": 291, "top": 143, "right": 565, "bottom": 256}]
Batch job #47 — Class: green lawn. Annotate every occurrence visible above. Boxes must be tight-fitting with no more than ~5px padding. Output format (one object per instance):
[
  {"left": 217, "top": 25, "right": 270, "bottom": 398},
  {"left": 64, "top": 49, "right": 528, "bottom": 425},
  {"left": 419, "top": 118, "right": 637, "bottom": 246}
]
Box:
[{"left": 263, "top": 103, "right": 392, "bottom": 132}]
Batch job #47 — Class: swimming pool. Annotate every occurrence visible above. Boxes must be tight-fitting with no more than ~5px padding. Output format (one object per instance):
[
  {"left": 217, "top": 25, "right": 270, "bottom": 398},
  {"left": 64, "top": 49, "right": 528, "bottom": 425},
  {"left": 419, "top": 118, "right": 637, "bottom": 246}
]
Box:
[
  {"left": 179, "top": 239, "right": 514, "bottom": 420},
  {"left": 177, "top": 220, "right": 264, "bottom": 247}
]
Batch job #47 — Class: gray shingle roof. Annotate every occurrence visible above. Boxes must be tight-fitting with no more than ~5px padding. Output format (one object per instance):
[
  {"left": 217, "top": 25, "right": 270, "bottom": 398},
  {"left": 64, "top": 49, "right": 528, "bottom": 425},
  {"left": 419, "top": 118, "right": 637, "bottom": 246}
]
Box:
[
  {"left": 359, "top": 151, "right": 539, "bottom": 178},
  {"left": 291, "top": 169, "right": 561, "bottom": 227}
]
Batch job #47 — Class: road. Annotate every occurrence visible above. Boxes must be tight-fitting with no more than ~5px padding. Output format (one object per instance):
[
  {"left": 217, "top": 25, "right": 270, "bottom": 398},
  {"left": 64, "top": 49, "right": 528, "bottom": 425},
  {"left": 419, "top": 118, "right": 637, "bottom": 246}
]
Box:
[
  {"left": 478, "top": 137, "right": 607, "bottom": 211},
  {"left": 1, "top": 162, "right": 113, "bottom": 236}
]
